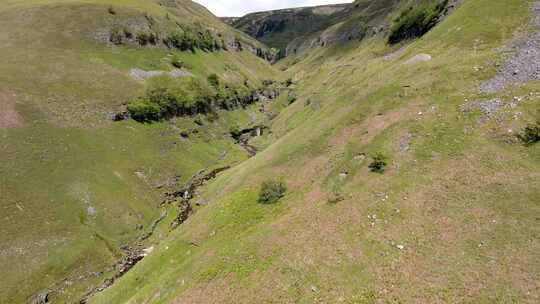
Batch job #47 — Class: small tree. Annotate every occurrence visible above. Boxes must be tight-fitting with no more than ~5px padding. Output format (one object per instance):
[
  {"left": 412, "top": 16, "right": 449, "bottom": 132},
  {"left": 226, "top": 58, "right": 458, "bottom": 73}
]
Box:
[
  {"left": 258, "top": 180, "right": 287, "bottom": 204},
  {"left": 518, "top": 120, "right": 540, "bottom": 145},
  {"left": 369, "top": 153, "right": 388, "bottom": 173}
]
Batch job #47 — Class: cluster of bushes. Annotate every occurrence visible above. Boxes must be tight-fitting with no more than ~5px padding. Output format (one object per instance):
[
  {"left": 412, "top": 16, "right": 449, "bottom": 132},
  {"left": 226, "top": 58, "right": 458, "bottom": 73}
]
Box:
[
  {"left": 127, "top": 75, "right": 260, "bottom": 122},
  {"left": 518, "top": 119, "right": 540, "bottom": 145},
  {"left": 388, "top": 0, "right": 448, "bottom": 44},
  {"left": 110, "top": 27, "right": 126, "bottom": 45},
  {"left": 109, "top": 25, "right": 222, "bottom": 52},
  {"left": 136, "top": 32, "right": 159, "bottom": 46},
  {"left": 258, "top": 180, "right": 287, "bottom": 204},
  {"left": 164, "top": 29, "right": 221, "bottom": 52},
  {"left": 110, "top": 26, "right": 159, "bottom": 46}
]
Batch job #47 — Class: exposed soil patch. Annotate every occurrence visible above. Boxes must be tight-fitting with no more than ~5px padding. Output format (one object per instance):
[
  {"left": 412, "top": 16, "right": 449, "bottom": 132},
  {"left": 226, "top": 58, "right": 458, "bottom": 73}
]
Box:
[
  {"left": 0, "top": 91, "right": 23, "bottom": 128},
  {"left": 172, "top": 276, "right": 233, "bottom": 304},
  {"left": 481, "top": 2, "right": 540, "bottom": 92},
  {"left": 356, "top": 105, "right": 421, "bottom": 146}
]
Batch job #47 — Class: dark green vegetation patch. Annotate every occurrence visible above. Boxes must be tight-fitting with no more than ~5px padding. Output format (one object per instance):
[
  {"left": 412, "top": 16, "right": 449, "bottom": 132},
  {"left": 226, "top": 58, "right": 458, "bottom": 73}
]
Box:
[
  {"left": 368, "top": 153, "right": 388, "bottom": 173},
  {"left": 518, "top": 119, "right": 540, "bottom": 145},
  {"left": 164, "top": 29, "right": 220, "bottom": 52},
  {"left": 126, "top": 76, "right": 274, "bottom": 122},
  {"left": 388, "top": 0, "right": 448, "bottom": 44},
  {"left": 258, "top": 180, "right": 287, "bottom": 204}
]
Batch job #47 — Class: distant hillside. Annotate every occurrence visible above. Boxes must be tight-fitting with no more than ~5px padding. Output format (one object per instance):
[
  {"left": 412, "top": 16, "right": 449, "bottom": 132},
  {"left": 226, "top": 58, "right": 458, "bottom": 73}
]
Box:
[
  {"left": 221, "top": 17, "right": 239, "bottom": 25},
  {"left": 231, "top": 4, "right": 349, "bottom": 53},
  {"left": 232, "top": 0, "right": 462, "bottom": 57}
]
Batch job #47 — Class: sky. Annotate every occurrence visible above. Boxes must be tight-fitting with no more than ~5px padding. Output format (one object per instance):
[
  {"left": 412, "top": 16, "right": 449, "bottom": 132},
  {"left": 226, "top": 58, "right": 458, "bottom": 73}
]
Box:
[{"left": 193, "top": 0, "right": 353, "bottom": 17}]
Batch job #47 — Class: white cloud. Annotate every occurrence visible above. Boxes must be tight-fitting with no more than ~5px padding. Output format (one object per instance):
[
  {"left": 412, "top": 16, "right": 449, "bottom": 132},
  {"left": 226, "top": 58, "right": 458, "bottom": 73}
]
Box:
[{"left": 193, "top": 0, "right": 353, "bottom": 17}]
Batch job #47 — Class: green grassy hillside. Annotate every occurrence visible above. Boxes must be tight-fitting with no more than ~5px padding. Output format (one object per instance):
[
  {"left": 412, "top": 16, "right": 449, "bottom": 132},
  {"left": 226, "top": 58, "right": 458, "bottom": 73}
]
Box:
[
  {"left": 91, "top": 0, "right": 540, "bottom": 303},
  {"left": 0, "top": 1, "right": 279, "bottom": 303}
]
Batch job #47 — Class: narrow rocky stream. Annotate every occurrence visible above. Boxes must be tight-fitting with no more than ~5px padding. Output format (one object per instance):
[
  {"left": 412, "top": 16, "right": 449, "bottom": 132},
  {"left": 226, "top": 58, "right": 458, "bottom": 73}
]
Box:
[{"left": 76, "top": 166, "right": 232, "bottom": 303}]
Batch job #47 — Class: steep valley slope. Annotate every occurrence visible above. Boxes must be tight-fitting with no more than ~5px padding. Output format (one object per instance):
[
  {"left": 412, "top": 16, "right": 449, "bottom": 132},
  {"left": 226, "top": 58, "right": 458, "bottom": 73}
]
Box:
[
  {"left": 231, "top": 0, "right": 463, "bottom": 58},
  {"left": 0, "top": 0, "right": 281, "bottom": 302},
  {"left": 228, "top": 3, "right": 350, "bottom": 54},
  {"left": 1, "top": 0, "right": 540, "bottom": 303}
]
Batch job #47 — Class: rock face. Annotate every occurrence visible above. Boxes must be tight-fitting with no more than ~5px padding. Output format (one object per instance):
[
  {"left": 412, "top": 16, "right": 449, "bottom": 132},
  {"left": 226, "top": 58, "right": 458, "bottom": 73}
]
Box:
[
  {"left": 405, "top": 53, "right": 432, "bottom": 65},
  {"left": 230, "top": 1, "right": 402, "bottom": 57},
  {"left": 29, "top": 292, "right": 49, "bottom": 304},
  {"left": 282, "top": 0, "right": 409, "bottom": 57},
  {"left": 129, "top": 68, "right": 193, "bottom": 81},
  {"left": 89, "top": 3, "right": 278, "bottom": 62},
  {"left": 230, "top": 4, "right": 349, "bottom": 53},
  {"left": 220, "top": 17, "right": 239, "bottom": 25},
  {"left": 481, "top": 2, "right": 540, "bottom": 92},
  {"left": 232, "top": 0, "right": 463, "bottom": 58}
]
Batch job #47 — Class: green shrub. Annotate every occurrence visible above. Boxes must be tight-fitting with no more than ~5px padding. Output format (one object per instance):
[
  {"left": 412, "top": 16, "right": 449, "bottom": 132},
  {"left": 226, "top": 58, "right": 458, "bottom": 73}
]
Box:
[
  {"left": 518, "top": 120, "right": 540, "bottom": 145},
  {"left": 207, "top": 74, "right": 220, "bottom": 87},
  {"left": 124, "top": 77, "right": 259, "bottom": 122},
  {"left": 171, "top": 55, "right": 184, "bottom": 68},
  {"left": 165, "top": 30, "right": 197, "bottom": 51},
  {"left": 284, "top": 78, "right": 294, "bottom": 87},
  {"left": 258, "top": 180, "right": 287, "bottom": 204},
  {"left": 123, "top": 28, "right": 133, "bottom": 39},
  {"left": 164, "top": 29, "right": 217, "bottom": 52},
  {"left": 181, "top": 78, "right": 216, "bottom": 114},
  {"left": 287, "top": 92, "right": 297, "bottom": 105},
  {"left": 136, "top": 32, "right": 158, "bottom": 46},
  {"left": 110, "top": 27, "right": 124, "bottom": 45},
  {"left": 229, "top": 124, "right": 241, "bottom": 138},
  {"left": 388, "top": 0, "right": 447, "bottom": 44},
  {"left": 127, "top": 101, "right": 162, "bottom": 122},
  {"left": 369, "top": 153, "right": 388, "bottom": 173},
  {"left": 198, "top": 30, "right": 217, "bottom": 51},
  {"left": 126, "top": 78, "right": 219, "bottom": 122}
]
